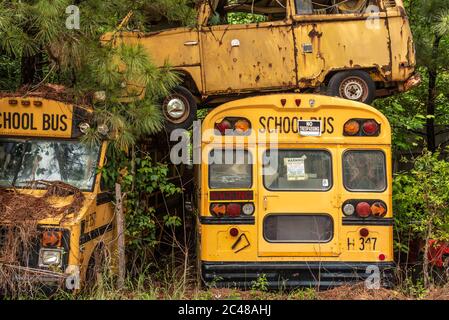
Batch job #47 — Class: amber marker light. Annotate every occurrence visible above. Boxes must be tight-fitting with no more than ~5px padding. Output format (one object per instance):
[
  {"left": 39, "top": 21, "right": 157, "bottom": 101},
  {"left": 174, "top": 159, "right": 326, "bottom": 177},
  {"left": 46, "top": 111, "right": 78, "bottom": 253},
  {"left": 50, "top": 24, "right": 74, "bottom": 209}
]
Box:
[
  {"left": 234, "top": 119, "right": 251, "bottom": 134},
  {"left": 210, "top": 204, "right": 226, "bottom": 217},
  {"left": 344, "top": 120, "right": 360, "bottom": 136},
  {"left": 42, "top": 230, "right": 63, "bottom": 248},
  {"left": 371, "top": 202, "right": 387, "bottom": 217}
]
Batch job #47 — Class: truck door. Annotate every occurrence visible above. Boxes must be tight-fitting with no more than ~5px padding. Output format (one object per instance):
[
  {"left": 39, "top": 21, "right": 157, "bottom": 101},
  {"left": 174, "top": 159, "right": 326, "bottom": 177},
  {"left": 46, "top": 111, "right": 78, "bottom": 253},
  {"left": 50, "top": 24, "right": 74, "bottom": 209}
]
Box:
[
  {"left": 257, "top": 146, "right": 341, "bottom": 257},
  {"left": 200, "top": 5, "right": 297, "bottom": 94},
  {"left": 291, "top": 0, "right": 392, "bottom": 86}
]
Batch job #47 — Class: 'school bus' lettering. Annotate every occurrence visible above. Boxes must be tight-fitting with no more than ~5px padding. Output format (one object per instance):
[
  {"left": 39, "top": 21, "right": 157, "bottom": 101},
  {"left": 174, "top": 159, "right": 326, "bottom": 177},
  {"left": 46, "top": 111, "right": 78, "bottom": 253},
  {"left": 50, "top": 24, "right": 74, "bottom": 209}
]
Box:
[
  {"left": 0, "top": 98, "right": 73, "bottom": 138},
  {"left": 258, "top": 116, "right": 335, "bottom": 134},
  {"left": 198, "top": 94, "right": 394, "bottom": 289},
  {"left": 0, "top": 112, "right": 68, "bottom": 132}
]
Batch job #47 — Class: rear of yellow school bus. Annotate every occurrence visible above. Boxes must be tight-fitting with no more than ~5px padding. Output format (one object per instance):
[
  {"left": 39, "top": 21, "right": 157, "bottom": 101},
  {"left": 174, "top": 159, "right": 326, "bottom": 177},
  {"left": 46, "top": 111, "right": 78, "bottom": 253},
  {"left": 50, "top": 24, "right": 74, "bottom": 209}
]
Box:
[
  {"left": 198, "top": 94, "right": 394, "bottom": 289},
  {"left": 0, "top": 96, "right": 115, "bottom": 291}
]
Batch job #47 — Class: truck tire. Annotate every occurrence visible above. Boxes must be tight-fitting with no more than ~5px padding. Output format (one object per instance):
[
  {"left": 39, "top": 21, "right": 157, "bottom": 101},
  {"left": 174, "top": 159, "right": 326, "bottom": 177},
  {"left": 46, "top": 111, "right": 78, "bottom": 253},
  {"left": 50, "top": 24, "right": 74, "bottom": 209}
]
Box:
[
  {"left": 162, "top": 86, "right": 197, "bottom": 132},
  {"left": 327, "top": 70, "right": 376, "bottom": 105}
]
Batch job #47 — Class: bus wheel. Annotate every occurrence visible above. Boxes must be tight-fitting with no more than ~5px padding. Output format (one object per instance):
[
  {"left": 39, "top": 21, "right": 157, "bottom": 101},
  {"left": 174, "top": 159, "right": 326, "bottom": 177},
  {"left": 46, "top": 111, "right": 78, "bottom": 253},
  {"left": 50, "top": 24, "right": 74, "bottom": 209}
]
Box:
[
  {"left": 85, "top": 244, "right": 109, "bottom": 289},
  {"left": 162, "top": 86, "right": 197, "bottom": 132},
  {"left": 327, "top": 70, "right": 376, "bottom": 105}
]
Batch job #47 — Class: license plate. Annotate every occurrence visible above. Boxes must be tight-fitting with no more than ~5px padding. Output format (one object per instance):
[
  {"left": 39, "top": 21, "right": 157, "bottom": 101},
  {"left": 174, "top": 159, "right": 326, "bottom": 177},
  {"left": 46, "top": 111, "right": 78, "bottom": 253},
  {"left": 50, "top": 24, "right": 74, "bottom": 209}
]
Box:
[
  {"left": 298, "top": 120, "right": 321, "bottom": 137},
  {"left": 347, "top": 237, "right": 378, "bottom": 251}
]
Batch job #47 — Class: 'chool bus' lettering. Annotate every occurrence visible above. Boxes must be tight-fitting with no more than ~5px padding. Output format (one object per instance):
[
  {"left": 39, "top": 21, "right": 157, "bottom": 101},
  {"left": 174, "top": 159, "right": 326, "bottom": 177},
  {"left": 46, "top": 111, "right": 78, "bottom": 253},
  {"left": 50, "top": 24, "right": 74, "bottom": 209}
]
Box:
[
  {"left": 0, "top": 112, "right": 68, "bottom": 132},
  {"left": 258, "top": 116, "right": 335, "bottom": 134}
]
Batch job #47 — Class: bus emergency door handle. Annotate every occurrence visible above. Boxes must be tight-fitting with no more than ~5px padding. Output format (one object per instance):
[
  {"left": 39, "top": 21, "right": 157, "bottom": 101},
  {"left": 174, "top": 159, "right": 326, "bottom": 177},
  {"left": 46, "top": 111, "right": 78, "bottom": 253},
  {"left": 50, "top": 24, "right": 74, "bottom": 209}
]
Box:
[{"left": 263, "top": 195, "right": 279, "bottom": 211}]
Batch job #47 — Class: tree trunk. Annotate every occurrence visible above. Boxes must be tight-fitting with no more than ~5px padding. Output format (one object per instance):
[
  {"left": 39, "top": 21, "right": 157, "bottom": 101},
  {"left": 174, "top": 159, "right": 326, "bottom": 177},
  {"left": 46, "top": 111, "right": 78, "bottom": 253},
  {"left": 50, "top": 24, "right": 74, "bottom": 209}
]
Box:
[
  {"left": 115, "top": 183, "right": 126, "bottom": 289},
  {"left": 426, "top": 34, "right": 442, "bottom": 153}
]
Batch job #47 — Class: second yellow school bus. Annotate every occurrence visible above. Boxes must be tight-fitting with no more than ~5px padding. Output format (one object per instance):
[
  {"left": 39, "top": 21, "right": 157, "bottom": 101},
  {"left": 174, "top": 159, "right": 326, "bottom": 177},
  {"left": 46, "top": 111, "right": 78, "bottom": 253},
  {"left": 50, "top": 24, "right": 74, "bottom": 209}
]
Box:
[{"left": 197, "top": 94, "right": 394, "bottom": 288}]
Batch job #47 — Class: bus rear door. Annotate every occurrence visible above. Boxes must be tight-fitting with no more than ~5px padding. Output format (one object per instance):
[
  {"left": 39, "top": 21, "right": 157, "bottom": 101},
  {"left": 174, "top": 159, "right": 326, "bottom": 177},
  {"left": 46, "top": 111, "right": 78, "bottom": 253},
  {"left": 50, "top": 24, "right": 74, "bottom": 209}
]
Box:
[{"left": 257, "top": 145, "right": 341, "bottom": 257}]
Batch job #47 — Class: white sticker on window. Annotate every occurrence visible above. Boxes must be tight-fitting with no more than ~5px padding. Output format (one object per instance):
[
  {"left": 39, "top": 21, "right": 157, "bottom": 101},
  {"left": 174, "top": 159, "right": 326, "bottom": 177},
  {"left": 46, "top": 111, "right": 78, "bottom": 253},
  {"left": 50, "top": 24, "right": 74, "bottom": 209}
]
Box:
[
  {"left": 284, "top": 157, "right": 306, "bottom": 181},
  {"left": 322, "top": 179, "right": 329, "bottom": 187}
]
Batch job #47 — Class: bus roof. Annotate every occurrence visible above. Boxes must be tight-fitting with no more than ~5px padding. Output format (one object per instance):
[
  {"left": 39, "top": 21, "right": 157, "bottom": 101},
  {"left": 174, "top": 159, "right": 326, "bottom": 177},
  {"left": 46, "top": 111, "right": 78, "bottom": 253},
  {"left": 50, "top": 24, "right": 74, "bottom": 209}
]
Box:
[{"left": 202, "top": 94, "right": 391, "bottom": 145}]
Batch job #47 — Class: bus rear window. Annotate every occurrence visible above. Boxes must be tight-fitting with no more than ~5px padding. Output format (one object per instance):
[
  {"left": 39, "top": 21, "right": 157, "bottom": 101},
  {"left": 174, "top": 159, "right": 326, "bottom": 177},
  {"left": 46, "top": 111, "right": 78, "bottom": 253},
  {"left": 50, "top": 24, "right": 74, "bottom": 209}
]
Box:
[
  {"left": 263, "top": 150, "right": 332, "bottom": 191},
  {"left": 343, "top": 150, "right": 386, "bottom": 192},
  {"left": 264, "top": 215, "right": 333, "bottom": 243},
  {"left": 208, "top": 149, "right": 252, "bottom": 189}
]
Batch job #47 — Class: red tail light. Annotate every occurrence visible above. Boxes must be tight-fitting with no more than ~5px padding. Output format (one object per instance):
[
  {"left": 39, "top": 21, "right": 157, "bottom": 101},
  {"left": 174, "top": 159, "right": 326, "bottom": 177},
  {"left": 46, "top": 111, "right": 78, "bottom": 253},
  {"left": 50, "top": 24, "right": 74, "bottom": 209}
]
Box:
[
  {"left": 362, "top": 120, "right": 380, "bottom": 136},
  {"left": 356, "top": 202, "right": 372, "bottom": 218},
  {"left": 226, "top": 203, "right": 242, "bottom": 217},
  {"left": 215, "top": 119, "right": 232, "bottom": 135}
]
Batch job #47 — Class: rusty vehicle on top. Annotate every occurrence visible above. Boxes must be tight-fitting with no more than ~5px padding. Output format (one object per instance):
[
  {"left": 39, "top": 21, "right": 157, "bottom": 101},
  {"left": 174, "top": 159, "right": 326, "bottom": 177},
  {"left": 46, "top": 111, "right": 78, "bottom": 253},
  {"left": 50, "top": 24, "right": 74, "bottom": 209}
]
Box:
[{"left": 102, "top": 0, "right": 419, "bottom": 131}]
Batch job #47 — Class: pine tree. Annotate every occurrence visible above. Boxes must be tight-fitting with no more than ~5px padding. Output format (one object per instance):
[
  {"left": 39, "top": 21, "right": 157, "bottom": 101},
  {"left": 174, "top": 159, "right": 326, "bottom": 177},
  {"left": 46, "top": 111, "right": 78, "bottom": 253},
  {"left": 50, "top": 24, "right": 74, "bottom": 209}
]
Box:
[{"left": 0, "top": 0, "right": 196, "bottom": 150}]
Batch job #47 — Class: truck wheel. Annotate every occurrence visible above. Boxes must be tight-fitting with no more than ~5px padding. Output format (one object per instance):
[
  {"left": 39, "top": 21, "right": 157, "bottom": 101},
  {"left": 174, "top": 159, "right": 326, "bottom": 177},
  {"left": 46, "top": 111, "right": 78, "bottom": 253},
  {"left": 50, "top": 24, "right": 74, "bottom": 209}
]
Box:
[
  {"left": 327, "top": 70, "right": 376, "bottom": 105},
  {"left": 162, "top": 86, "right": 197, "bottom": 132}
]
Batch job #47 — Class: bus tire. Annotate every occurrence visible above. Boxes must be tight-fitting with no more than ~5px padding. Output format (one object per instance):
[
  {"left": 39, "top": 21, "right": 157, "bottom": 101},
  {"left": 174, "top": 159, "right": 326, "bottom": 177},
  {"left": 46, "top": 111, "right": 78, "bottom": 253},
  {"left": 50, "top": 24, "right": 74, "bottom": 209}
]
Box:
[
  {"left": 327, "top": 70, "right": 376, "bottom": 105},
  {"left": 162, "top": 86, "right": 197, "bottom": 132}
]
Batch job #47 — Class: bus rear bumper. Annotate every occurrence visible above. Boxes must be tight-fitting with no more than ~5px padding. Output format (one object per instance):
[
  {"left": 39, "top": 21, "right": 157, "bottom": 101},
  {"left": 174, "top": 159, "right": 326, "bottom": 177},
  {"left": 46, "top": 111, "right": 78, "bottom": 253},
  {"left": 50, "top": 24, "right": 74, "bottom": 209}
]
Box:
[{"left": 202, "top": 261, "right": 395, "bottom": 289}]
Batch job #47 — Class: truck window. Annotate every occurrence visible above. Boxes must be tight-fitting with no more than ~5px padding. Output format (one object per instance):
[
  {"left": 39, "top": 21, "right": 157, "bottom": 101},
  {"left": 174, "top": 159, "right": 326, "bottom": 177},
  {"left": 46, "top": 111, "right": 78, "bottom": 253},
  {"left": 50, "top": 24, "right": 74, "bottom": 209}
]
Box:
[
  {"left": 208, "top": 0, "right": 287, "bottom": 25},
  {"left": 294, "top": 0, "right": 383, "bottom": 15}
]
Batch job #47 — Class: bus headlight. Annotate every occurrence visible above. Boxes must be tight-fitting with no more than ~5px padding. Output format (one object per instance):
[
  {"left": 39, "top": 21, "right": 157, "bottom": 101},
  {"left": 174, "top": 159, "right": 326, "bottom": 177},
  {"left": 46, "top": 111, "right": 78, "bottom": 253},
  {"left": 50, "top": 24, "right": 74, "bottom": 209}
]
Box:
[
  {"left": 343, "top": 203, "right": 355, "bottom": 216},
  {"left": 78, "top": 122, "right": 90, "bottom": 134},
  {"left": 97, "top": 124, "right": 109, "bottom": 136},
  {"left": 94, "top": 91, "right": 106, "bottom": 101},
  {"left": 39, "top": 249, "right": 63, "bottom": 267},
  {"left": 242, "top": 203, "right": 255, "bottom": 216}
]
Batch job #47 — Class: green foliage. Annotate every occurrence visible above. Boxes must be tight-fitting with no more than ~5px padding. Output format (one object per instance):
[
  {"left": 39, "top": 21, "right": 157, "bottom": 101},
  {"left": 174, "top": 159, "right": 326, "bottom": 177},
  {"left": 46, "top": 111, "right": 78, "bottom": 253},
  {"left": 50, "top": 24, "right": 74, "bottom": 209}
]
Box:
[
  {"left": 375, "top": 0, "right": 449, "bottom": 152},
  {"left": 101, "top": 148, "right": 181, "bottom": 250},
  {"left": 393, "top": 149, "right": 449, "bottom": 254},
  {"left": 251, "top": 274, "right": 268, "bottom": 292},
  {"left": 227, "top": 12, "right": 267, "bottom": 24}
]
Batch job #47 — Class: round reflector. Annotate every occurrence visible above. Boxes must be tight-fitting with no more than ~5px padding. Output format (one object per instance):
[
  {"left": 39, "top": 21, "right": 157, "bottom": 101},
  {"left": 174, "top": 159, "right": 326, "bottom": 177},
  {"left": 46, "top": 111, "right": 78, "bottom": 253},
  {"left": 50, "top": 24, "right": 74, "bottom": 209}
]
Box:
[
  {"left": 226, "top": 203, "right": 241, "bottom": 217},
  {"left": 371, "top": 202, "right": 387, "bottom": 217},
  {"left": 379, "top": 253, "right": 386, "bottom": 261},
  {"left": 242, "top": 203, "right": 255, "bottom": 216},
  {"left": 229, "top": 228, "right": 239, "bottom": 237},
  {"left": 344, "top": 120, "right": 360, "bottom": 136},
  {"left": 343, "top": 203, "right": 355, "bottom": 216},
  {"left": 362, "top": 120, "right": 379, "bottom": 136},
  {"left": 359, "top": 228, "right": 369, "bottom": 237},
  {"left": 356, "top": 202, "right": 371, "bottom": 218}
]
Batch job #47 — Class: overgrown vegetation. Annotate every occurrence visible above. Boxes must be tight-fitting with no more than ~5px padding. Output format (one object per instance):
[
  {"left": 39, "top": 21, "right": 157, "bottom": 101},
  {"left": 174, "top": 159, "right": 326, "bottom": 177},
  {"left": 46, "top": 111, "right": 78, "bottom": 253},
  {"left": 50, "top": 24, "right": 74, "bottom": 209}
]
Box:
[{"left": 3, "top": 0, "right": 449, "bottom": 299}]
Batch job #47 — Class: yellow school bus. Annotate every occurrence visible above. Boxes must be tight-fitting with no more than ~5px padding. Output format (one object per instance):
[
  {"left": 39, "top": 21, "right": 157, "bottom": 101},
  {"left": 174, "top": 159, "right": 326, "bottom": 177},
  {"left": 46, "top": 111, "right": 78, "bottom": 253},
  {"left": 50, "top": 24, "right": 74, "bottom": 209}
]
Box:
[
  {"left": 0, "top": 96, "right": 115, "bottom": 290},
  {"left": 197, "top": 94, "right": 394, "bottom": 288}
]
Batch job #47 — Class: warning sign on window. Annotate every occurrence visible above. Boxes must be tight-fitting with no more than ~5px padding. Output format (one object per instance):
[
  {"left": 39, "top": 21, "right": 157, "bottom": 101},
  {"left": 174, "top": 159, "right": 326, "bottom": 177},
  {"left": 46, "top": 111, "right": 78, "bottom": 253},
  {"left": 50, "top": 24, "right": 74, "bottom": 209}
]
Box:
[{"left": 284, "top": 157, "right": 306, "bottom": 181}]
